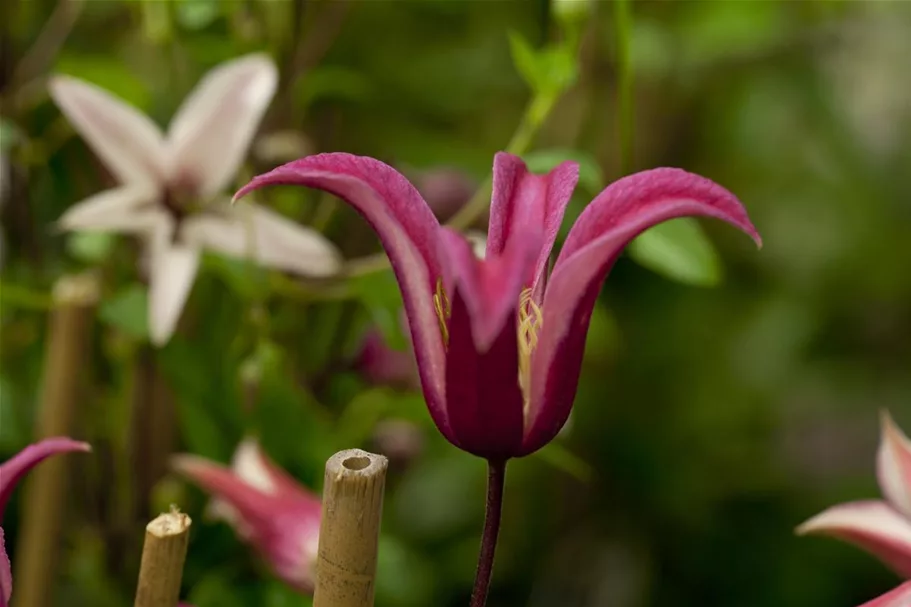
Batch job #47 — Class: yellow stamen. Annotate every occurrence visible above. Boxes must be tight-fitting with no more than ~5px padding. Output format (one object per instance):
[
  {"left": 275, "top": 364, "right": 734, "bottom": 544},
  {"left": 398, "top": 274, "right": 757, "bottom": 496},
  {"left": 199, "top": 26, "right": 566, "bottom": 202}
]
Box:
[
  {"left": 517, "top": 287, "right": 543, "bottom": 405},
  {"left": 433, "top": 278, "right": 451, "bottom": 347}
]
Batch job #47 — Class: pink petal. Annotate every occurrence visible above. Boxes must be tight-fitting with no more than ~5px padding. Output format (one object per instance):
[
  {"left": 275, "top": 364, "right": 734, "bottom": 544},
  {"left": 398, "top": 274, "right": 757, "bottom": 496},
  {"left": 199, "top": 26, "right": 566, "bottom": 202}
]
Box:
[
  {"left": 48, "top": 76, "right": 167, "bottom": 187},
  {"left": 523, "top": 168, "right": 760, "bottom": 454},
  {"left": 181, "top": 202, "right": 341, "bottom": 277},
  {"left": 228, "top": 438, "right": 320, "bottom": 506},
  {"left": 796, "top": 500, "right": 911, "bottom": 578},
  {"left": 878, "top": 410, "right": 911, "bottom": 518},
  {"left": 0, "top": 438, "right": 91, "bottom": 515},
  {"left": 444, "top": 291, "right": 525, "bottom": 458},
  {"left": 167, "top": 54, "right": 278, "bottom": 198},
  {"left": 172, "top": 453, "right": 321, "bottom": 592},
  {"left": 234, "top": 154, "right": 448, "bottom": 431},
  {"left": 438, "top": 227, "right": 538, "bottom": 351},
  {"left": 56, "top": 186, "right": 162, "bottom": 234},
  {"left": 485, "top": 153, "right": 579, "bottom": 298},
  {"left": 356, "top": 328, "right": 419, "bottom": 390},
  {"left": 435, "top": 228, "right": 538, "bottom": 457},
  {"left": 0, "top": 527, "right": 10, "bottom": 607},
  {"left": 859, "top": 581, "right": 911, "bottom": 607},
  {"left": 148, "top": 224, "right": 200, "bottom": 346}
]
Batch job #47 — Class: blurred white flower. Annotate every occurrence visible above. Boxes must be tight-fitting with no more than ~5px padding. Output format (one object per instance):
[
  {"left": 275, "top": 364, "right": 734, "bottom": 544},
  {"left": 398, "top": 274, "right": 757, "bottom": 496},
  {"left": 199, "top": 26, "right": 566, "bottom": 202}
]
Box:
[{"left": 49, "top": 54, "right": 342, "bottom": 345}]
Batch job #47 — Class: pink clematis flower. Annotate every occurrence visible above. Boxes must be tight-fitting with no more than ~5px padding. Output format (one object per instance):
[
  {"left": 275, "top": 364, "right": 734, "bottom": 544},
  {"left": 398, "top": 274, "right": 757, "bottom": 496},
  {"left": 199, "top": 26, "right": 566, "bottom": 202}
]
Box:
[
  {"left": 0, "top": 438, "right": 91, "bottom": 607},
  {"left": 798, "top": 411, "right": 911, "bottom": 578},
  {"left": 171, "top": 438, "right": 321, "bottom": 593},
  {"left": 48, "top": 54, "right": 341, "bottom": 345},
  {"left": 236, "top": 152, "right": 760, "bottom": 461},
  {"left": 859, "top": 581, "right": 911, "bottom": 607}
]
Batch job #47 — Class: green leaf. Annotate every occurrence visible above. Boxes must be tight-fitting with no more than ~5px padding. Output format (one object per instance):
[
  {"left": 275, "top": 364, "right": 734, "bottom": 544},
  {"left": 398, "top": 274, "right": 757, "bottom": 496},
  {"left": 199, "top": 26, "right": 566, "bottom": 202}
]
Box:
[
  {"left": 508, "top": 31, "right": 578, "bottom": 98},
  {"left": 176, "top": 0, "right": 220, "bottom": 30},
  {"left": 99, "top": 284, "right": 150, "bottom": 340},
  {"left": 66, "top": 232, "right": 117, "bottom": 264},
  {"left": 0, "top": 118, "right": 21, "bottom": 151},
  {"left": 532, "top": 441, "right": 593, "bottom": 482},
  {"left": 508, "top": 31, "right": 542, "bottom": 92},
  {"left": 55, "top": 54, "right": 152, "bottom": 110},
  {"left": 203, "top": 253, "right": 269, "bottom": 301},
  {"left": 628, "top": 218, "right": 723, "bottom": 286},
  {"left": 375, "top": 535, "right": 436, "bottom": 607},
  {"left": 522, "top": 148, "right": 604, "bottom": 193},
  {"left": 295, "top": 66, "right": 372, "bottom": 107}
]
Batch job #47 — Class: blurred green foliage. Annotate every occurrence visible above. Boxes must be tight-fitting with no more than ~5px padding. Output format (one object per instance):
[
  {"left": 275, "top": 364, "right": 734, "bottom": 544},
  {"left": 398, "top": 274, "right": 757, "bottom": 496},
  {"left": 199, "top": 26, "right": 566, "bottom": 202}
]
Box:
[{"left": 1, "top": 1, "right": 911, "bottom": 607}]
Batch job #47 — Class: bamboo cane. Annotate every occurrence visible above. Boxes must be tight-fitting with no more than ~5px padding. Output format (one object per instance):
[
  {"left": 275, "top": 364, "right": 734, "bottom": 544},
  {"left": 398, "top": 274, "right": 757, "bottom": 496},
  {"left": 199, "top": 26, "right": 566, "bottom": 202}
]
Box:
[
  {"left": 133, "top": 506, "right": 191, "bottom": 607},
  {"left": 313, "top": 449, "right": 388, "bottom": 607},
  {"left": 13, "top": 272, "right": 99, "bottom": 607}
]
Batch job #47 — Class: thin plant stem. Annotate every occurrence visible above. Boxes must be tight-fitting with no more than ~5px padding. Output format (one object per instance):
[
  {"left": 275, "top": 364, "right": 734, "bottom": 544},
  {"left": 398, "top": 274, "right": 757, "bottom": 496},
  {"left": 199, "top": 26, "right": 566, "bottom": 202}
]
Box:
[
  {"left": 469, "top": 459, "right": 507, "bottom": 607},
  {"left": 614, "top": 0, "right": 634, "bottom": 176}
]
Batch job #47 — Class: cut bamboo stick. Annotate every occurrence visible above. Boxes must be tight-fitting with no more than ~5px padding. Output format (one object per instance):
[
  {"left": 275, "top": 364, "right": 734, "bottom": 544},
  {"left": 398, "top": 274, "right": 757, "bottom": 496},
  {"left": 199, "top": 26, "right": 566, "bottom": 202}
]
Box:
[
  {"left": 313, "top": 449, "right": 388, "bottom": 607},
  {"left": 13, "top": 272, "right": 99, "bottom": 607},
  {"left": 133, "top": 507, "right": 191, "bottom": 607}
]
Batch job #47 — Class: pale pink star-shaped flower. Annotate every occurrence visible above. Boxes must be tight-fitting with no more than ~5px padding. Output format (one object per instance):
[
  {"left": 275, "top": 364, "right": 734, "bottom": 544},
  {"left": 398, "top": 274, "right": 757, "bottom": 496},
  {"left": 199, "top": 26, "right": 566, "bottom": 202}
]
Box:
[{"left": 48, "top": 54, "right": 342, "bottom": 345}]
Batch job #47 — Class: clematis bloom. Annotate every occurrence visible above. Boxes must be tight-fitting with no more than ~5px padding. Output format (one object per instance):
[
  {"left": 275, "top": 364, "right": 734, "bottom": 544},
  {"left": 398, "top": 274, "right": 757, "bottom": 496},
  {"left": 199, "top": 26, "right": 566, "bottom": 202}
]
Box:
[
  {"left": 236, "top": 152, "right": 761, "bottom": 460},
  {"left": 798, "top": 411, "right": 911, "bottom": 578},
  {"left": 49, "top": 54, "right": 341, "bottom": 345},
  {"left": 172, "top": 439, "right": 321, "bottom": 593},
  {"left": 0, "top": 438, "right": 91, "bottom": 607}
]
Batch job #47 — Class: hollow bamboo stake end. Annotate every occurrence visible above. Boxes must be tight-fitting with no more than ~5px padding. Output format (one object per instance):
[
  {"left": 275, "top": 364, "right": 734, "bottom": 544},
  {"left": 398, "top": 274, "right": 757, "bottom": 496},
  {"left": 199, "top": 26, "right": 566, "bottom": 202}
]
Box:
[
  {"left": 134, "top": 508, "right": 191, "bottom": 607},
  {"left": 314, "top": 449, "right": 389, "bottom": 607}
]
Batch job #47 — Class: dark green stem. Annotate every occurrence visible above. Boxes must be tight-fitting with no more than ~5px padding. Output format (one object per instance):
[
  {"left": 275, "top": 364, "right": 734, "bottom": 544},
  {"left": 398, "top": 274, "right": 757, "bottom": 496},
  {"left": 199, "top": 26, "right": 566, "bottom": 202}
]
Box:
[{"left": 469, "top": 460, "right": 507, "bottom": 607}]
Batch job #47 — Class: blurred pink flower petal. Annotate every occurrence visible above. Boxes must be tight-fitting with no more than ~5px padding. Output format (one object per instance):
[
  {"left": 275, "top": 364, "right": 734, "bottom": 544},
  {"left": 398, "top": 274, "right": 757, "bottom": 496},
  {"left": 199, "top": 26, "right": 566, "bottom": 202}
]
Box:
[
  {"left": 859, "top": 581, "right": 911, "bottom": 607},
  {"left": 172, "top": 439, "right": 321, "bottom": 593},
  {"left": 0, "top": 438, "right": 91, "bottom": 606},
  {"left": 49, "top": 54, "right": 341, "bottom": 346},
  {"left": 797, "top": 500, "right": 911, "bottom": 577},
  {"left": 879, "top": 411, "right": 911, "bottom": 518},
  {"left": 0, "top": 528, "right": 10, "bottom": 607},
  {"left": 799, "top": 412, "right": 911, "bottom": 579}
]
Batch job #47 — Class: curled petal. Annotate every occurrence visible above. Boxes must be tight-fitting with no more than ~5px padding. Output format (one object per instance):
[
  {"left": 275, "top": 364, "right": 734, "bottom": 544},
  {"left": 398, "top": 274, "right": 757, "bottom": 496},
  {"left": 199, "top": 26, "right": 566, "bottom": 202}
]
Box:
[
  {"left": 523, "top": 168, "right": 761, "bottom": 455},
  {"left": 0, "top": 438, "right": 91, "bottom": 515},
  {"left": 235, "top": 153, "right": 448, "bottom": 431},
  {"left": 1, "top": 527, "right": 10, "bottom": 607},
  {"left": 48, "top": 76, "right": 167, "bottom": 187},
  {"left": 55, "top": 186, "right": 161, "bottom": 234},
  {"left": 182, "top": 202, "right": 341, "bottom": 277},
  {"left": 172, "top": 452, "right": 321, "bottom": 592},
  {"left": 148, "top": 224, "right": 200, "bottom": 346},
  {"left": 878, "top": 410, "right": 911, "bottom": 518},
  {"left": 438, "top": 228, "right": 538, "bottom": 351},
  {"left": 859, "top": 581, "right": 911, "bottom": 607},
  {"left": 167, "top": 54, "right": 278, "bottom": 198},
  {"left": 796, "top": 500, "right": 911, "bottom": 578},
  {"left": 486, "top": 153, "right": 579, "bottom": 296}
]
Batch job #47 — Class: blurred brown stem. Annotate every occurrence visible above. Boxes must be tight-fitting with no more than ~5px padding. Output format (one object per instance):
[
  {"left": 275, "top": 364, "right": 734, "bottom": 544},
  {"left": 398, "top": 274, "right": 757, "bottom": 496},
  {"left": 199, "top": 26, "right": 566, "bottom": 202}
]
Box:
[
  {"left": 129, "top": 348, "right": 177, "bottom": 523},
  {"left": 133, "top": 507, "right": 191, "bottom": 607},
  {"left": 313, "top": 449, "right": 388, "bottom": 607},
  {"left": 13, "top": 272, "right": 100, "bottom": 607}
]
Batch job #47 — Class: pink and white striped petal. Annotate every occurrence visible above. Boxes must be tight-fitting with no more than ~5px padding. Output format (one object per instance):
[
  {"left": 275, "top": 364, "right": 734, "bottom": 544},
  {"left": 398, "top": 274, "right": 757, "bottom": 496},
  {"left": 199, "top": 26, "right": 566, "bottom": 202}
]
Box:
[
  {"left": 797, "top": 500, "right": 911, "bottom": 578},
  {"left": 858, "top": 581, "right": 911, "bottom": 607},
  {"left": 878, "top": 411, "right": 911, "bottom": 519}
]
